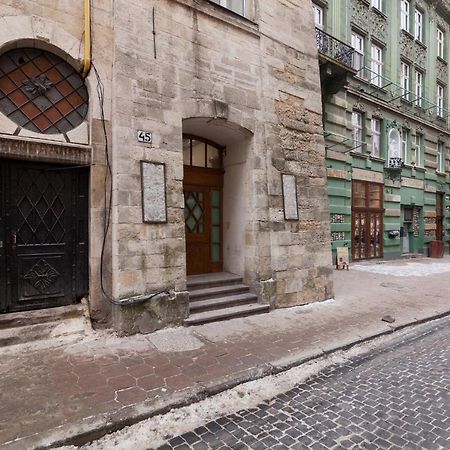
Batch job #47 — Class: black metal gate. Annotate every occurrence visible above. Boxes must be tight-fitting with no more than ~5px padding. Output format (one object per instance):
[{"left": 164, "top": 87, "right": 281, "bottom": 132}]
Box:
[{"left": 0, "top": 159, "right": 88, "bottom": 313}]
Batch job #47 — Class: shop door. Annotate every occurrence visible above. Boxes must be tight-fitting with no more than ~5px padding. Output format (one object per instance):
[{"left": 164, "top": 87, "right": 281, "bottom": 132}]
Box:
[
  {"left": 183, "top": 136, "right": 224, "bottom": 276},
  {"left": 0, "top": 159, "right": 89, "bottom": 313},
  {"left": 352, "top": 181, "right": 384, "bottom": 260}
]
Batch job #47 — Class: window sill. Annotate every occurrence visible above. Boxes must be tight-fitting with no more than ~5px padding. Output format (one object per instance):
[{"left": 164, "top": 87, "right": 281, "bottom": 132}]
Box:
[
  {"left": 371, "top": 6, "right": 387, "bottom": 20},
  {"left": 175, "top": 1, "right": 259, "bottom": 34},
  {"left": 437, "top": 56, "right": 447, "bottom": 65},
  {"left": 412, "top": 165, "right": 426, "bottom": 172},
  {"left": 436, "top": 170, "right": 447, "bottom": 176},
  {"left": 401, "top": 29, "right": 415, "bottom": 41},
  {"left": 206, "top": 0, "right": 253, "bottom": 21},
  {"left": 400, "top": 97, "right": 413, "bottom": 106},
  {"left": 313, "top": 0, "right": 329, "bottom": 8},
  {"left": 415, "top": 39, "right": 426, "bottom": 50},
  {"left": 350, "top": 150, "right": 368, "bottom": 159},
  {"left": 370, "top": 155, "right": 385, "bottom": 163}
]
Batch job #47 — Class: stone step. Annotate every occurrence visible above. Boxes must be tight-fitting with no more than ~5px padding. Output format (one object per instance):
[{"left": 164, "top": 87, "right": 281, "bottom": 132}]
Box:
[
  {"left": 187, "top": 272, "right": 243, "bottom": 291},
  {"left": 0, "top": 304, "right": 84, "bottom": 330},
  {"left": 184, "top": 303, "right": 270, "bottom": 326},
  {"left": 401, "top": 253, "right": 424, "bottom": 259},
  {"left": 0, "top": 316, "right": 88, "bottom": 347},
  {"left": 190, "top": 292, "right": 258, "bottom": 313},
  {"left": 189, "top": 284, "right": 250, "bottom": 302}
]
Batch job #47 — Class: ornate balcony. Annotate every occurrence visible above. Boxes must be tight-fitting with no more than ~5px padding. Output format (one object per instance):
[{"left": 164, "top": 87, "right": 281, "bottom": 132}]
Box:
[
  {"left": 315, "top": 28, "right": 355, "bottom": 70},
  {"left": 316, "top": 28, "right": 357, "bottom": 100}
]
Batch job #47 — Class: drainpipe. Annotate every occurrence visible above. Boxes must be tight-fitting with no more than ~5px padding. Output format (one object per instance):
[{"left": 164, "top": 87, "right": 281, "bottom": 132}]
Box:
[{"left": 81, "top": 0, "right": 91, "bottom": 78}]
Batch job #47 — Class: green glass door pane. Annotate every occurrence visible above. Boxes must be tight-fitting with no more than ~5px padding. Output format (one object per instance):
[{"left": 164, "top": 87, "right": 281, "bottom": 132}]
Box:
[
  {"left": 212, "top": 190, "right": 220, "bottom": 207},
  {"left": 212, "top": 244, "right": 220, "bottom": 262},
  {"left": 212, "top": 207, "right": 220, "bottom": 225},
  {"left": 212, "top": 226, "right": 220, "bottom": 243}
]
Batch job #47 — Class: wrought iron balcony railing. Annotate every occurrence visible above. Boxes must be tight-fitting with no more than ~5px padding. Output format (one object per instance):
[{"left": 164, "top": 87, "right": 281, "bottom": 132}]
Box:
[{"left": 315, "top": 28, "right": 355, "bottom": 70}]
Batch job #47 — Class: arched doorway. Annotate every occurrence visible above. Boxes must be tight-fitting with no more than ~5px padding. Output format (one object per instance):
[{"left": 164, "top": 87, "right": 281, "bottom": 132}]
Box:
[{"left": 183, "top": 135, "right": 224, "bottom": 275}]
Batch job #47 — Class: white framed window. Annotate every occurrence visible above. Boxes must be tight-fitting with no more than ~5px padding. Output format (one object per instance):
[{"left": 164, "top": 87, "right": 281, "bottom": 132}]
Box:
[
  {"left": 352, "top": 111, "right": 364, "bottom": 152},
  {"left": 437, "top": 84, "right": 445, "bottom": 117},
  {"left": 352, "top": 31, "right": 365, "bottom": 73},
  {"left": 371, "top": 44, "right": 383, "bottom": 87},
  {"left": 371, "top": 0, "right": 382, "bottom": 10},
  {"left": 413, "top": 133, "right": 423, "bottom": 167},
  {"left": 401, "top": 128, "right": 409, "bottom": 164},
  {"left": 371, "top": 118, "right": 381, "bottom": 157},
  {"left": 388, "top": 128, "right": 401, "bottom": 162},
  {"left": 312, "top": 4, "right": 324, "bottom": 29},
  {"left": 437, "top": 141, "right": 445, "bottom": 172},
  {"left": 414, "top": 9, "right": 423, "bottom": 41},
  {"left": 401, "top": 62, "right": 410, "bottom": 100},
  {"left": 401, "top": 0, "right": 410, "bottom": 32},
  {"left": 211, "top": 0, "right": 247, "bottom": 16},
  {"left": 437, "top": 28, "right": 445, "bottom": 59},
  {"left": 415, "top": 70, "right": 423, "bottom": 107}
]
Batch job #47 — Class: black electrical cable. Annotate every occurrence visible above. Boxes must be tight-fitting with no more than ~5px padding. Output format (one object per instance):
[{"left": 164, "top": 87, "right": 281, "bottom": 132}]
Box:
[{"left": 92, "top": 63, "right": 169, "bottom": 306}]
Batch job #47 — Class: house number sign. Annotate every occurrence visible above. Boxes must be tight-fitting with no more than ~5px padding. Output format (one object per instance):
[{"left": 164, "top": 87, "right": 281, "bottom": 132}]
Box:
[{"left": 137, "top": 130, "right": 152, "bottom": 143}]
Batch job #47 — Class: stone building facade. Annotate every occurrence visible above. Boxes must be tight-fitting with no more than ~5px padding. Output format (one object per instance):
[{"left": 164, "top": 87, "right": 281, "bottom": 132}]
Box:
[
  {"left": 315, "top": 0, "right": 450, "bottom": 262},
  {"left": 0, "top": 0, "right": 333, "bottom": 333}
]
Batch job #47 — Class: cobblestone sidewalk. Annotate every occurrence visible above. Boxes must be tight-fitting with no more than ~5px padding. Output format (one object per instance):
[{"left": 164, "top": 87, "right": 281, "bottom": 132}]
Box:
[
  {"left": 159, "top": 316, "right": 450, "bottom": 450},
  {"left": 1, "top": 257, "right": 450, "bottom": 449}
]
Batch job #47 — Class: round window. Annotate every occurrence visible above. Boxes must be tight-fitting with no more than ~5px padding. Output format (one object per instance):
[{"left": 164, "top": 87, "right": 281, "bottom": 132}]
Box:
[{"left": 0, "top": 48, "right": 88, "bottom": 134}]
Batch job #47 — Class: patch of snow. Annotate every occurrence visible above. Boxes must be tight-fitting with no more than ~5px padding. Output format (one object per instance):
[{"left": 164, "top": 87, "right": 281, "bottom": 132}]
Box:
[
  {"left": 352, "top": 262, "right": 450, "bottom": 277},
  {"left": 145, "top": 327, "right": 204, "bottom": 352}
]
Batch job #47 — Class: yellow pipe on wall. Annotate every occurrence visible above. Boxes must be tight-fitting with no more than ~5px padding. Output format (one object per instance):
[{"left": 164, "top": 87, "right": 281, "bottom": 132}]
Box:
[{"left": 81, "top": 0, "right": 91, "bottom": 78}]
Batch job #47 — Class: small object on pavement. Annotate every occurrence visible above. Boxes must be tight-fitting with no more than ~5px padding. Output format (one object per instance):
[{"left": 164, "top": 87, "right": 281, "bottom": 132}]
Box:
[
  {"left": 336, "top": 247, "right": 350, "bottom": 270},
  {"left": 382, "top": 315, "right": 396, "bottom": 323}
]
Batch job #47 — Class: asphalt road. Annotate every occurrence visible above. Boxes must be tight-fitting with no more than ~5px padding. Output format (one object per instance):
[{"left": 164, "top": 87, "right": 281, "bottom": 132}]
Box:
[{"left": 158, "top": 318, "right": 450, "bottom": 449}]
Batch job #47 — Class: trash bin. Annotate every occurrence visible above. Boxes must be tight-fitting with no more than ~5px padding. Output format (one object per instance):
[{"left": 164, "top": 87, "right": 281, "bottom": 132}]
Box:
[{"left": 428, "top": 240, "right": 444, "bottom": 258}]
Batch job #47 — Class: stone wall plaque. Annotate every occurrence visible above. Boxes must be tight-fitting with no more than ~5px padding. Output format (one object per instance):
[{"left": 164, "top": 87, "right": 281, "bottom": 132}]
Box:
[
  {"left": 282, "top": 174, "right": 299, "bottom": 221},
  {"left": 141, "top": 161, "right": 167, "bottom": 223}
]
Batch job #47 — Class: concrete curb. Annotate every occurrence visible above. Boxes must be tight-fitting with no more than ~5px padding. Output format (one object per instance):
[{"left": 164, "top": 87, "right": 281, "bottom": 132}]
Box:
[{"left": 11, "top": 307, "right": 450, "bottom": 450}]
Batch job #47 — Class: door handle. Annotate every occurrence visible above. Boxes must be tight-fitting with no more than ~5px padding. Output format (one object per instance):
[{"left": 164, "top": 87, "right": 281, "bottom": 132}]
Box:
[{"left": 10, "top": 232, "right": 16, "bottom": 247}]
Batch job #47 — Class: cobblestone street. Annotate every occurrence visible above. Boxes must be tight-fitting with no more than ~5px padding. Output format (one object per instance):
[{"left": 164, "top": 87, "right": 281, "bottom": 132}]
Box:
[{"left": 158, "top": 318, "right": 450, "bottom": 450}]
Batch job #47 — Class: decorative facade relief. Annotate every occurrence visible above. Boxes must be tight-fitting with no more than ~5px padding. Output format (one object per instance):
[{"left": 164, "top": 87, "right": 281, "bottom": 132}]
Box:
[
  {"left": 351, "top": 0, "right": 370, "bottom": 31},
  {"left": 399, "top": 33, "right": 426, "bottom": 68},
  {"left": 369, "top": 9, "right": 387, "bottom": 43},
  {"left": 436, "top": 59, "right": 448, "bottom": 83}
]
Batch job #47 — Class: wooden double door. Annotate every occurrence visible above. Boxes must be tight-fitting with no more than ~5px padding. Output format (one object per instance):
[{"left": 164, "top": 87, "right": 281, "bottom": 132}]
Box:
[
  {"left": 352, "top": 180, "right": 384, "bottom": 261},
  {"left": 0, "top": 159, "right": 89, "bottom": 313},
  {"left": 184, "top": 165, "right": 223, "bottom": 275}
]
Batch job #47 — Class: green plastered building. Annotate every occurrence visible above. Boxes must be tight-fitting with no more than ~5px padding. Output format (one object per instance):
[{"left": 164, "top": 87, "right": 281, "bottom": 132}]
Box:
[{"left": 314, "top": 0, "right": 450, "bottom": 261}]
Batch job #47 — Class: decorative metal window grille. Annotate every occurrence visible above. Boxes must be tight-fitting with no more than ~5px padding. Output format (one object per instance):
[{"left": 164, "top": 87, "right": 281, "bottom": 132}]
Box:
[
  {"left": 330, "top": 214, "right": 345, "bottom": 223},
  {"left": 331, "top": 231, "right": 345, "bottom": 241},
  {"left": 0, "top": 48, "right": 88, "bottom": 134}
]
